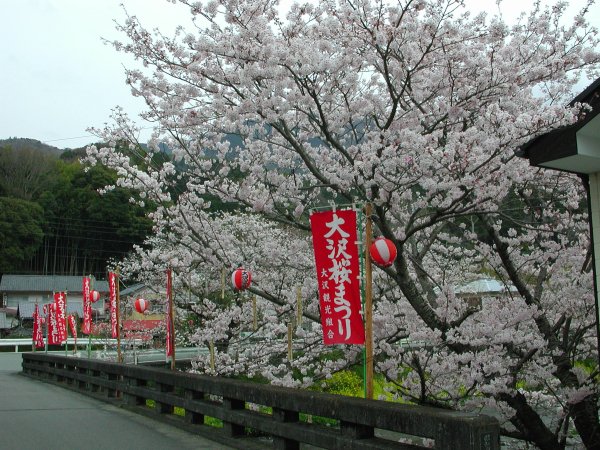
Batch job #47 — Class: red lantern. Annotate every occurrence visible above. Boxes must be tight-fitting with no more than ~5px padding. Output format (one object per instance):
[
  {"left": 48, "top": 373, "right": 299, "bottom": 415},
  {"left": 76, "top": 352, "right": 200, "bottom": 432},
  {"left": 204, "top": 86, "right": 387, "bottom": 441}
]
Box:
[
  {"left": 232, "top": 268, "right": 252, "bottom": 291},
  {"left": 134, "top": 298, "right": 149, "bottom": 314},
  {"left": 369, "top": 237, "right": 397, "bottom": 268},
  {"left": 90, "top": 290, "right": 101, "bottom": 303}
]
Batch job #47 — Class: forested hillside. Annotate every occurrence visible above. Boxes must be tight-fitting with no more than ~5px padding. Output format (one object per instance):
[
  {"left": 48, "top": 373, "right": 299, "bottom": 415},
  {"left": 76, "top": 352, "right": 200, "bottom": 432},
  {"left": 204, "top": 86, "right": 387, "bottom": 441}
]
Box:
[{"left": 0, "top": 139, "right": 154, "bottom": 278}]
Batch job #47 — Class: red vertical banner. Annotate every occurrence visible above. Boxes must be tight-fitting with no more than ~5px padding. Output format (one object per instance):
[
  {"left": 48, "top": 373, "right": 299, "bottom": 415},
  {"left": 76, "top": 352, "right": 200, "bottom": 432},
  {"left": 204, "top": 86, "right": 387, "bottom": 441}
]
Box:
[
  {"left": 166, "top": 268, "right": 174, "bottom": 358},
  {"left": 310, "top": 209, "right": 365, "bottom": 345},
  {"left": 109, "top": 272, "right": 118, "bottom": 338},
  {"left": 47, "top": 303, "right": 60, "bottom": 345},
  {"left": 54, "top": 292, "right": 67, "bottom": 344},
  {"left": 68, "top": 315, "right": 77, "bottom": 345},
  {"left": 82, "top": 277, "right": 92, "bottom": 335},
  {"left": 32, "top": 304, "right": 44, "bottom": 349}
]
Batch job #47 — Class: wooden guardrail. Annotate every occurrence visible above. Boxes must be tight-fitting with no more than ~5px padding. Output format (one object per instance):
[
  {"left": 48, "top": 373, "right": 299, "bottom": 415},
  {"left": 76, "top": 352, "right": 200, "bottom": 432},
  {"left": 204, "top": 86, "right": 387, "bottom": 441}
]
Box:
[{"left": 22, "top": 353, "right": 500, "bottom": 450}]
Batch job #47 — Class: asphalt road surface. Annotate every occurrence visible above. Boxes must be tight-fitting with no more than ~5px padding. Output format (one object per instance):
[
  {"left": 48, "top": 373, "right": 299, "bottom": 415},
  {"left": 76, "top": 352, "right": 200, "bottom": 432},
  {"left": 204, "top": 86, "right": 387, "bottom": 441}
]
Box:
[{"left": 0, "top": 352, "right": 232, "bottom": 450}]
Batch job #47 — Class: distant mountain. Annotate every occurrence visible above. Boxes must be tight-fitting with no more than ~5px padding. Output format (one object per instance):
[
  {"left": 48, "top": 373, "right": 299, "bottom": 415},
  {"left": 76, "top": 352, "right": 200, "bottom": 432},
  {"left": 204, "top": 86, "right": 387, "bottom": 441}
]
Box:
[{"left": 0, "top": 137, "right": 64, "bottom": 156}]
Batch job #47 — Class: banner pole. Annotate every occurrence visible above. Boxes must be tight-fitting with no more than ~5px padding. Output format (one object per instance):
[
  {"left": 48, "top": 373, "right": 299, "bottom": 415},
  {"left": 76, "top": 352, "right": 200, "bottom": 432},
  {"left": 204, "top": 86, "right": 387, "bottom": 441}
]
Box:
[
  {"left": 88, "top": 275, "right": 92, "bottom": 358},
  {"left": 168, "top": 268, "right": 176, "bottom": 370},
  {"left": 116, "top": 270, "right": 122, "bottom": 363},
  {"left": 64, "top": 291, "right": 68, "bottom": 357},
  {"left": 364, "top": 203, "right": 374, "bottom": 399},
  {"left": 32, "top": 303, "right": 37, "bottom": 352},
  {"left": 45, "top": 298, "right": 49, "bottom": 354}
]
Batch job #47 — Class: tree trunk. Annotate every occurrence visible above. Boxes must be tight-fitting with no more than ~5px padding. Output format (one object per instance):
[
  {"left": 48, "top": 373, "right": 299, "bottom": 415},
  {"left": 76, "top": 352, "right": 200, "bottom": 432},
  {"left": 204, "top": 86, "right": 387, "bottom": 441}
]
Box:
[
  {"left": 571, "top": 394, "right": 600, "bottom": 450},
  {"left": 497, "top": 392, "right": 562, "bottom": 450}
]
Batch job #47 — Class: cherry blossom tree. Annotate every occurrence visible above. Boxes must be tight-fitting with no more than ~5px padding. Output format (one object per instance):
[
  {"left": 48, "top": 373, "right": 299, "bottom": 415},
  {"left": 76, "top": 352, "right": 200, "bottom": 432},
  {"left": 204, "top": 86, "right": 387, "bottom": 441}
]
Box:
[{"left": 85, "top": 0, "right": 600, "bottom": 447}]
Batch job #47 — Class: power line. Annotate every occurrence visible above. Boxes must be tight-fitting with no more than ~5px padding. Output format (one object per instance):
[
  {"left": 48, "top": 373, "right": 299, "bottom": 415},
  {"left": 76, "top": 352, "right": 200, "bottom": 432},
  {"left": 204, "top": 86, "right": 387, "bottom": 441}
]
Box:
[
  {"left": 41, "top": 126, "right": 156, "bottom": 145},
  {"left": 42, "top": 134, "right": 97, "bottom": 144}
]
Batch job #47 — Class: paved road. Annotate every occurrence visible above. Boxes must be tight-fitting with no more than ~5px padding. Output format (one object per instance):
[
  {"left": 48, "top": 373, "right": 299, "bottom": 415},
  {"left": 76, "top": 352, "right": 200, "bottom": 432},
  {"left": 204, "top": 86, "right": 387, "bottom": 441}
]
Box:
[{"left": 0, "top": 353, "right": 232, "bottom": 450}]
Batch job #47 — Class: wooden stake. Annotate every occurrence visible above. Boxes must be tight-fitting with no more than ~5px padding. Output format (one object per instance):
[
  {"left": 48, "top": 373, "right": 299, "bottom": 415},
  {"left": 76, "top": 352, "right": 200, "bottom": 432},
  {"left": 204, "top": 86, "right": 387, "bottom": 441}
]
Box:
[
  {"left": 221, "top": 267, "right": 225, "bottom": 300},
  {"left": 296, "top": 286, "right": 303, "bottom": 327},
  {"left": 209, "top": 339, "right": 215, "bottom": 372},
  {"left": 168, "top": 268, "right": 176, "bottom": 371},
  {"left": 252, "top": 295, "right": 257, "bottom": 331},
  {"left": 287, "top": 322, "right": 293, "bottom": 361},
  {"left": 364, "top": 203, "right": 374, "bottom": 400}
]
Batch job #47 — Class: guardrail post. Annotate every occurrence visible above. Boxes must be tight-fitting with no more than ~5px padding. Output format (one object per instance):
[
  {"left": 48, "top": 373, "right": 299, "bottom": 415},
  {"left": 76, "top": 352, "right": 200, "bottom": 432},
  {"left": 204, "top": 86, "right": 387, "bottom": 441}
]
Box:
[
  {"left": 105, "top": 372, "right": 120, "bottom": 398},
  {"left": 77, "top": 366, "right": 87, "bottom": 390},
  {"left": 55, "top": 361, "right": 64, "bottom": 383},
  {"left": 184, "top": 389, "right": 204, "bottom": 425},
  {"left": 223, "top": 398, "right": 245, "bottom": 437},
  {"left": 156, "top": 382, "right": 174, "bottom": 414},
  {"left": 125, "top": 377, "right": 147, "bottom": 406},
  {"left": 91, "top": 369, "right": 102, "bottom": 393},
  {"left": 273, "top": 407, "right": 300, "bottom": 450},
  {"left": 65, "top": 363, "right": 75, "bottom": 386}
]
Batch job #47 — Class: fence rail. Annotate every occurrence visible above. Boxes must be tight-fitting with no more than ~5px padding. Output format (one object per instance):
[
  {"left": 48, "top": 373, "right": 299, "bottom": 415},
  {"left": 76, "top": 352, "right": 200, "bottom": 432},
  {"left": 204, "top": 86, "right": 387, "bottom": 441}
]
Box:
[
  {"left": 22, "top": 353, "right": 500, "bottom": 450},
  {"left": 0, "top": 338, "right": 137, "bottom": 352}
]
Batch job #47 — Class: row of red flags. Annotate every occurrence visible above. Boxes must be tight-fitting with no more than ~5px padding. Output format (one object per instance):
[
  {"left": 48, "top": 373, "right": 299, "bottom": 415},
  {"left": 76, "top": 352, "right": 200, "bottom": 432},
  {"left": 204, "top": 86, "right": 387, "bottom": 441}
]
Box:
[
  {"left": 32, "top": 272, "right": 120, "bottom": 348},
  {"left": 32, "top": 294, "right": 78, "bottom": 348},
  {"left": 32, "top": 270, "right": 174, "bottom": 358}
]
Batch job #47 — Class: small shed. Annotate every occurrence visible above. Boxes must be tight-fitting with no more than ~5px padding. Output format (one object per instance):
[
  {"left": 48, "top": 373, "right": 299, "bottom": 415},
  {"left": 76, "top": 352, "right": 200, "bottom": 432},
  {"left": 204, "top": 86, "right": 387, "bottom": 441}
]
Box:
[{"left": 456, "top": 278, "right": 517, "bottom": 310}]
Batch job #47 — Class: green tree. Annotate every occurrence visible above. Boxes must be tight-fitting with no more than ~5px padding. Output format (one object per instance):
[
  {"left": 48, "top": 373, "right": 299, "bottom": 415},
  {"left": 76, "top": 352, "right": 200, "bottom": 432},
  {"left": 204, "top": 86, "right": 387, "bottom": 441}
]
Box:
[
  {"left": 0, "top": 197, "right": 44, "bottom": 273},
  {"left": 34, "top": 159, "right": 153, "bottom": 277},
  {"left": 0, "top": 145, "right": 57, "bottom": 200}
]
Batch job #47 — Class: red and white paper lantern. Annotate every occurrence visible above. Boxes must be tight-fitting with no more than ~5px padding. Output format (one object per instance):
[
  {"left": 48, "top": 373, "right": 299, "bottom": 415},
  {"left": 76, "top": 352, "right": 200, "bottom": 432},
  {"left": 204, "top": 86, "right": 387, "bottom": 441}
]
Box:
[
  {"left": 90, "top": 290, "right": 101, "bottom": 303},
  {"left": 369, "top": 237, "right": 397, "bottom": 268},
  {"left": 231, "top": 268, "right": 252, "bottom": 291},
  {"left": 134, "top": 298, "right": 149, "bottom": 314}
]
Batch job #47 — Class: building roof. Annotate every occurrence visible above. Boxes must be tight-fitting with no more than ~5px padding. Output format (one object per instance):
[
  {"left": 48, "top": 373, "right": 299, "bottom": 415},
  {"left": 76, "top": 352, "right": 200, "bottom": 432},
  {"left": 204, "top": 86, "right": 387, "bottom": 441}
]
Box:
[
  {"left": 518, "top": 77, "right": 600, "bottom": 173},
  {"left": 120, "top": 283, "right": 148, "bottom": 297},
  {"left": 0, "top": 275, "right": 109, "bottom": 293},
  {"left": 456, "top": 278, "right": 517, "bottom": 295}
]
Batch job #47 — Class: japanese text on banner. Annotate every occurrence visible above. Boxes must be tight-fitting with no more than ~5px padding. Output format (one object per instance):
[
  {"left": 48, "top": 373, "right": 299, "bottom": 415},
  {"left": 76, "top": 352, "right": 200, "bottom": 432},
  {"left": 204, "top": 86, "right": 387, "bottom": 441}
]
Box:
[
  {"left": 310, "top": 209, "right": 365, "bottom": 345},
  {"left": 109, "top": 272, "right": 118, "bottom": 338},
  {"left": 54, "top": 292, "right": 67, "bottom": 344},
  {"left": 47, "top": 303, "right": 60, "bottom": 345},
  {"left": 82, "top": 277, "right": 92, "bottom": 335}
]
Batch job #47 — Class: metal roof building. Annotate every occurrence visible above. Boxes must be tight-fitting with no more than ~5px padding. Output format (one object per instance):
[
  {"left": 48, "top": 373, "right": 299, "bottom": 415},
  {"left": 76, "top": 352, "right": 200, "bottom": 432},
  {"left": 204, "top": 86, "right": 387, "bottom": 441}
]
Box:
[
  {"left": 0, "top": 275, "right": 109, "bottom": 310},
  {"left": 0, "top": 275, "right": 108, "bottom": 293}
]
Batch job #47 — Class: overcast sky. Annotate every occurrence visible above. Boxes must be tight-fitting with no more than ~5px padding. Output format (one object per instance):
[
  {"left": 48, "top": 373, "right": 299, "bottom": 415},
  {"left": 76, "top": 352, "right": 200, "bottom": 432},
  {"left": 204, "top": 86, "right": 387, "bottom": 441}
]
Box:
[{"left": 1, "top": 0, "right": 598, "bottom": 149}]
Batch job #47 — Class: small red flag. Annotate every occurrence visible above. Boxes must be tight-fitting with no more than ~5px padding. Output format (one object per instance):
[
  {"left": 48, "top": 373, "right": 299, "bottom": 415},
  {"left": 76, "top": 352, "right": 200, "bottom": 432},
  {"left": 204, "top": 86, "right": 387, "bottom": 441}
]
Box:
[
  {"left": 109, "top": 272, "right": 118, "bottom": 338},
  {"left": 54, "top": 292, "right": 67, "bottom": 344},
  {"left": 32, "top": 304, "right": 44, "bottom": 348},
  {"left": 82, "top": 277, "right": 92, "bottom": 335}
]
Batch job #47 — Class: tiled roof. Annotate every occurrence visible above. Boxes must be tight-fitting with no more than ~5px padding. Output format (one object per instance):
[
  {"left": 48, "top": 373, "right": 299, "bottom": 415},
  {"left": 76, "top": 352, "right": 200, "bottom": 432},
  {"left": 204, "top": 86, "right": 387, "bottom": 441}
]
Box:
[
  {"left": 120, "top": 283, "right": 147, "bottom": 297},
  {"left": 0, "top": 275, "right": 108, "bottom": 293}
]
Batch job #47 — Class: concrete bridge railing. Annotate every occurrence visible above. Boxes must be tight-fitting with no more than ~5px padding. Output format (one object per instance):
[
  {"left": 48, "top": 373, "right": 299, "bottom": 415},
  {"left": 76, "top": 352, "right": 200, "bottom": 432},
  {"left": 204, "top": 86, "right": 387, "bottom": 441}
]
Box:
[{"left": 22, "top": 353, "right": 500, "bottom": 450}]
